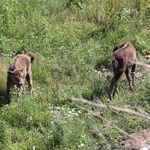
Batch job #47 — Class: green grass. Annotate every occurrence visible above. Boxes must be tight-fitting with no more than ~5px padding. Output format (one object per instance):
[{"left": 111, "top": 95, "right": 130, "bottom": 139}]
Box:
[{"left": 0, "top": 0, "right": 150, "bottom": 149}]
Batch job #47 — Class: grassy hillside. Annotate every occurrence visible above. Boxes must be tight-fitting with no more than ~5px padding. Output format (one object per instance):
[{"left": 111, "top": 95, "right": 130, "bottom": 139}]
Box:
[{"left": 0, "top": 0, "right": 150, "bottom": 149}]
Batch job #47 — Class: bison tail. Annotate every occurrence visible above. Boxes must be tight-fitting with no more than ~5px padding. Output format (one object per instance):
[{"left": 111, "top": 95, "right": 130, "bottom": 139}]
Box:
[{"left": 26, "top": 52, "right": 35, "bottom": 62}]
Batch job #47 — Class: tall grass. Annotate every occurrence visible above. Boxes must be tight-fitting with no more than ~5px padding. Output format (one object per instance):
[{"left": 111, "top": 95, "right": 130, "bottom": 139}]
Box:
[{"left": 0, "top": 0, "right": 150, "bottom": 149}]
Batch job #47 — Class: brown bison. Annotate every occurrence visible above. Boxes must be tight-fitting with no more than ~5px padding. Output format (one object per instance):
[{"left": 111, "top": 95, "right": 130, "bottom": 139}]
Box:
[
  {"left": 109, "top": 42, "right": 137, "bottom": 100},
  {"left": 6, "top": 52, "right": 35, "bottom": 103}
]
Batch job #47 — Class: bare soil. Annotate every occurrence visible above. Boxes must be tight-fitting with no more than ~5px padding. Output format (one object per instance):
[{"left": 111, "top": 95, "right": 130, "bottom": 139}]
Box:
[{"left": 120, "top": 128, "right": 150, "bottom": 149}]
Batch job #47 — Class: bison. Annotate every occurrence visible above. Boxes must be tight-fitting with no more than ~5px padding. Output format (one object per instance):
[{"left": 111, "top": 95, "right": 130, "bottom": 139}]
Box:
[
  {"left": 109, "top": 42, "right": 137, "bottom": 100},
  {"left": 6, "top": 52, "right": 35, "bottom": 103}
]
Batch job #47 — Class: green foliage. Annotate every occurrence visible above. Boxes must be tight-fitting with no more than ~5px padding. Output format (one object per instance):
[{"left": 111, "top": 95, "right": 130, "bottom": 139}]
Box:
[{"left": 0, "top": 0, "right": 150, "bottom": 149}]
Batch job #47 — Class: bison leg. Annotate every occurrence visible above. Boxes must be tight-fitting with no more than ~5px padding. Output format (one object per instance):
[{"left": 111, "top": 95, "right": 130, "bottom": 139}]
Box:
[
  {"left": 131, "top": 64, "right": 136, "bottom": 87},
  {"left": 26, "top": 71, "right": 33, "bottom": 95},
  {"left": 109, "top": 71, "right": 123, "bottom": 100},
  {"left": 114, "top": 83, "right": 118, "bottom": 95},
  {"left": 6, "top": 83, "right": 11, "bottom": 104},
  {"left": 125, "top": 69, "right": 133, "bottom": 91}
]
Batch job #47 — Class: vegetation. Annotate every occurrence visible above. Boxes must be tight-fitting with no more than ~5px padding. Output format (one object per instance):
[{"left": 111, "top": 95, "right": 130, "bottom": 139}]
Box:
[{"left": 0, "top": 0, "right": 150, "bottom": 149}]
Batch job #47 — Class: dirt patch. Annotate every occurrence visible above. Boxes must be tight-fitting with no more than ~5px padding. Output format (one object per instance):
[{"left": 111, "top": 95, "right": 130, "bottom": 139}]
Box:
[{"left": 120, "top": 128, "right": 150, "bottom": 149}]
